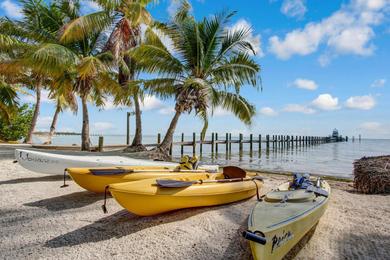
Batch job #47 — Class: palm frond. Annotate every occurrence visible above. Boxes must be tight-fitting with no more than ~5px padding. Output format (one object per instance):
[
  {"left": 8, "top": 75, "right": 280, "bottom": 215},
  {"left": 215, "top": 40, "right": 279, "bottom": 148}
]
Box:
[
  {"left": 210, "top": 90, "right": 256, "bottom": 125},
  {"left": 60, "top": 11, "right": 112, "bottom": 43}
]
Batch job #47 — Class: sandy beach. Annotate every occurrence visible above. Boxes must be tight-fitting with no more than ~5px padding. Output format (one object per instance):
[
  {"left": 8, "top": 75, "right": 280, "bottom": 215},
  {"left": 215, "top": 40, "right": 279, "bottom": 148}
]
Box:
[{"left": 1, "top": 158, "right": 389, "bottom": 260}]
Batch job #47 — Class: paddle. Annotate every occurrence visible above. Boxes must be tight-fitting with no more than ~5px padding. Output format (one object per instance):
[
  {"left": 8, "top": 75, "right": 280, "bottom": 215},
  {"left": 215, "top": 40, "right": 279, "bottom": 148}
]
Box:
[
  {"left": 306, "top": 185, "right": 329, "bottom": 197},
  {"left": 90, "top": 168, "right": 210, "bottom": 176},
  {"left": 156, "top": 177, "right": 255, "bottom": 188}
]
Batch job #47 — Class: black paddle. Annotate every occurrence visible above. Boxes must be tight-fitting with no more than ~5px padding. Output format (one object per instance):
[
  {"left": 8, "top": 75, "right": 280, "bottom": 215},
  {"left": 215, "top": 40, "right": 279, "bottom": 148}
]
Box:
[
  {"left": 157, "top": 165, "right": 248, "bottom": 188},
  {"left": 90, "top": 168, "right": 134, "bottom": 175},
  {"left": 306, "top": 185, "right": 329, "bottom": 197}
]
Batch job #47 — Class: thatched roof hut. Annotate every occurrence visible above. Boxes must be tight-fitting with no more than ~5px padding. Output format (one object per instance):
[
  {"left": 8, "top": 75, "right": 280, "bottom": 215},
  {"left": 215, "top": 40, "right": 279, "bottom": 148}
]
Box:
[{"left": 353, "top": 155, "right": 390, "bottom": 194}]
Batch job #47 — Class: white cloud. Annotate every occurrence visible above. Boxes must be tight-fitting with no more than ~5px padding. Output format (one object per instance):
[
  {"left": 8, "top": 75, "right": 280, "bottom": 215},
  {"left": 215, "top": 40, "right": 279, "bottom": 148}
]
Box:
[
  {"left": 141, "top": 95, "right": 165, "bottom": 111},
  {"left": 268, "top": 0, "right": 389, "bottom": 62},
  {"left": 312, "top": 94, "right": 339, "bottom": 110},
  {"left": 36, "top": 116, "right": 53, "bottom": 130},
  {"left": 212, "top": 107, "right": 233, "bottom": 117},
  {"left": 345, "top": 95, "right": 376, "bottom": 110},
  {"left": 281, "top": 0, "right": 307, "bottom": 19},
  {"left": 359, "top": 121, "right": 382, "bottom": 131},
  {"left": 259, "top": 107, "right": 278, "bottom": 116},
  {"left": 228, "top": 19, "right": 264, "bottom": 57},
  {"left": 102, "top": 97, "right": 127, "bottom": 110},
  {"left": 22, "top": 90, "right": 54, "bottom": 104},
  {"left": 370, "top": 78, "right": 386, "bottom": 87},
  {"left": 158, "top": 107, "right": 175, "bottom": 115},
  {"left": 167, "top": 0, "right": 184, "bottom": 17},
  {"left": 92, "top": 122, "right": 114, "bottom": 131},
  {"left": 0, "top": 0, "right": 23, "bottom": 19},
  {"left": 80, "top": 0, "right": 102, "bottom": 14},
  {"left": 283, "top": 104, "right": 316, "bottom": 114},
  {"left": 292, "top": 78, "right": 318, "bottom": 90}
]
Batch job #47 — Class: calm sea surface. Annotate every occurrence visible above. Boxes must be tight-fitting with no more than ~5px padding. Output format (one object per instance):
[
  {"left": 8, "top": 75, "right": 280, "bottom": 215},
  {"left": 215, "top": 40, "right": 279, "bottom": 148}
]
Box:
[{"left": 31, "top": 134, "right": 390, "bottom": 179}]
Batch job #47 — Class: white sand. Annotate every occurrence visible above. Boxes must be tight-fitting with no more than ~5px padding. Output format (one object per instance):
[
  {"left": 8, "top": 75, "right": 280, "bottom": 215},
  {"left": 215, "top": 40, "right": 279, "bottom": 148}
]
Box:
[{"left": 0, "top": 159, "right": 389, "bottom": 260}]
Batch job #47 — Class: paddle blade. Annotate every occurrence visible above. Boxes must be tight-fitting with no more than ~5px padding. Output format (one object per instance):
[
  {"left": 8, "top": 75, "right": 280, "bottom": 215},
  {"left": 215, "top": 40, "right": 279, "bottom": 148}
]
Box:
[
  {"left": 90, "top": 168, "right": 133, "bottom": 175},
  {"left": 223, "top": 166, "right": 246, "bottom": 179},
  {"left": 306, "top": 185, "right": 329, "bottom": 197},
  {"left": 156, "top": 179, "right": 194, "bottom": 188}
]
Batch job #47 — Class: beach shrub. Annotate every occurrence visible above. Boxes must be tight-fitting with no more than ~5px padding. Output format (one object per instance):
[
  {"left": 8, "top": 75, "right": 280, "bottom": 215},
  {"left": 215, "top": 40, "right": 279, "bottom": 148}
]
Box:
[
  {"left": 353, "top": 156, "right": 390, "bottom": 194},
  {"left": 0, "top": 104, "right": 34, "bottom": 142}
]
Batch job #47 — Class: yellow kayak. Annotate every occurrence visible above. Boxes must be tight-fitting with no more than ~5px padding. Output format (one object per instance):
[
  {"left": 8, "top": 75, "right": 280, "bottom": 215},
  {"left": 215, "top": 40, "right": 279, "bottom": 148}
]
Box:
[
  {"left": 108, "top": 170, "right": 263, "bottom": 216},
  {"left": 66, "top": 166, "right": 216, "bottom": 193},
  {"left": 243, "top": 179, "right": 330, "bottom": 260}
]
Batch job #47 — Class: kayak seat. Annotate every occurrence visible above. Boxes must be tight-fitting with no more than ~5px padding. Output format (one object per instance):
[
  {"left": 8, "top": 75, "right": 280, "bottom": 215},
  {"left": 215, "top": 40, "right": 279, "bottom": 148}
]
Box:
[{"left": 265, "top": 189, "right": 315, "bottom": 202}]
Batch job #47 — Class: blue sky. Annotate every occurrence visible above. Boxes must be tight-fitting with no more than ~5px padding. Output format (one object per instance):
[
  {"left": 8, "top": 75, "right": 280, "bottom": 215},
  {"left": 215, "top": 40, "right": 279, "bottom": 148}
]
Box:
[{"left": 1, "top": 0, "right": 389, "bottom": 139}]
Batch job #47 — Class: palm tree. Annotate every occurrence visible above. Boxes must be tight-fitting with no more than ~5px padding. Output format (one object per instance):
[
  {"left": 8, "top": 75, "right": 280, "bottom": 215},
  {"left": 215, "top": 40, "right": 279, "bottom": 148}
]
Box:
[
  {"left": 131, "top": 1, "right": 261, "bottom": 159},
  {"left": 0, "top": 0, "right": 74, "bottom": 143},
  {"left": 1, "top": 0, "right": 119, "bottom": 150},
  {"left": 60, "top": 0, "right": 156, "bottom": 151},
  {"left": 44, "top": 85, "right": 78, "bottom": 144}
]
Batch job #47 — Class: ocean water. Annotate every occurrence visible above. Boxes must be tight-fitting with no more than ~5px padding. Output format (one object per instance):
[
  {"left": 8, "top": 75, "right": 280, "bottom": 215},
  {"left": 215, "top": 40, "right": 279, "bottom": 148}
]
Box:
[{"left": 32, "top": 135, "right": 390, "bottom": 179}]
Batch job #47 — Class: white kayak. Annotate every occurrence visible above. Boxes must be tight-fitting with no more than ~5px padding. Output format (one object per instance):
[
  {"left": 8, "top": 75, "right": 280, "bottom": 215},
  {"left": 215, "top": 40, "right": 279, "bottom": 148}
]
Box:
[{"left": 15, "top": 149, "right": 218, "bottom": 175}]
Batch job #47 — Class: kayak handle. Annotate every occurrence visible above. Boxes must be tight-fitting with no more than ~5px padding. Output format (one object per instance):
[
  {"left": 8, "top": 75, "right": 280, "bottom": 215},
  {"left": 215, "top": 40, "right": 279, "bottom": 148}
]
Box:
[{"left": 242, "top": 230, "right": 267, "bottom": 245}]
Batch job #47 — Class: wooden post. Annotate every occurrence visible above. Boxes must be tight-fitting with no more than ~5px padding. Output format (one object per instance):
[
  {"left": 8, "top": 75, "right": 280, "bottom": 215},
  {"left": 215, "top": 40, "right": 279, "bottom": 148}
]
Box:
[
  {"left": 226, "top": 133, "right": 229, "bottom": 153},
  {"left": 126, "top": 112, "right": 130, "bottom": 145},
  {"left": 250, "top": 134, "right": 253, "bottom": 153},
  {"left": 229, "top": 133, "right": 232, "bottom": 154},
  {"left": 259, "top": 134, "right": 262, "bottom": 151},
  {"left": 98, "top": 136, "right": 104, "bottom": 152},
  {"left": 215, "top": 133, "right": 219, "bottom": 154},
  {"left": 266, "top": 135, "right": 270, "bottom": 149},
  {"left": 200, "top": 134, "right": 203, "bottom": 156},
  {"left": 157, "top": 133, "right": 161, "bottom": 144},
  {"left": 291, "top": 136, "right": 294, "bottom": 148},
  {"left": 169, "top": 142, "right": 173, "bottom": 156},
  {"left": 239, "top": 133, "right": 243, "bottom": 153},
  {"left": 272, "top": 135, "right": 275, "bottom": 149},
  {"left": 192, "top": 133, "right": 196, "bottom": 156},
  {"left": 211, "top": 132, "right": 215, "bottom": 154},
  {"left": 181, "top": 133, "right": 184, "bottom": 156}
]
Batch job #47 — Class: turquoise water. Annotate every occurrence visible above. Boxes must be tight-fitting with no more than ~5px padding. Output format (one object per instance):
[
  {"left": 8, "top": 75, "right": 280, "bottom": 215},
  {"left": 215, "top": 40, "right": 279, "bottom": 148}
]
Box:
[{"left": 32, "top": 135, "right": 390, "bottom": 178}]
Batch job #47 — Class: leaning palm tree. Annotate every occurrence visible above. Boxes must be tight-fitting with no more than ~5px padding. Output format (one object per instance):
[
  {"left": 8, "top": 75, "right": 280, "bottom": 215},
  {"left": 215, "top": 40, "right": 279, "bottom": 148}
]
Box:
[
  {"left": 60, "top": 0, "right": 156, "bottom": 151},
  {"left": 44, "top": 84, "right": 78, "bottom": 144},
  {"left": 131, "top": 2, "right": 261, "bottom": 159}
]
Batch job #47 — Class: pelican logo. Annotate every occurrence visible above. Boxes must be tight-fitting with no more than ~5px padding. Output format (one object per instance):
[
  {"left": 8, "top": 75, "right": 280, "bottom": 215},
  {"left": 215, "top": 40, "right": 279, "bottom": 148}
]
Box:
[{"left": 271, "top": 230, "right": 294, "bottom": 253}]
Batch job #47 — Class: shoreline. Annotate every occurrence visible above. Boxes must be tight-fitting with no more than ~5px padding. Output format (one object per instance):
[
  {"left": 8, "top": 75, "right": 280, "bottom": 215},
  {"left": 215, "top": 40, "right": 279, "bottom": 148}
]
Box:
[{"left": 1, "top": 158, "right": 389, "bottom": 259}]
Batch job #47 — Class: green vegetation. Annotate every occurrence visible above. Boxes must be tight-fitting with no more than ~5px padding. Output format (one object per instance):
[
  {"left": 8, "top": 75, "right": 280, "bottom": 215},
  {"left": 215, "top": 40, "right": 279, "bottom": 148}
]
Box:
[
  {"left": 0, "top": 0, "right": 262, "bottom": 158},
  {"left": 0, "top": 104, "right": 33, "bottom": 142}
]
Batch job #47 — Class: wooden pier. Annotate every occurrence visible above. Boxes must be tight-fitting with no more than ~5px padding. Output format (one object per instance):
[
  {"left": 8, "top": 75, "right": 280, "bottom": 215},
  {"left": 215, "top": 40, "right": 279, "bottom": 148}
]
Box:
[{"left": 140, "top": 133, "right": 348, "bottom": 157}]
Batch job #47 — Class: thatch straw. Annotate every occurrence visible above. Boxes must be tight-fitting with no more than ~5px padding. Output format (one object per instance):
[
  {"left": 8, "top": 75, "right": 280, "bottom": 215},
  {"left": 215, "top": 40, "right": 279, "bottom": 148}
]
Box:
[{"left": 353, "top": 155, "right": 390, "bottom": 194}]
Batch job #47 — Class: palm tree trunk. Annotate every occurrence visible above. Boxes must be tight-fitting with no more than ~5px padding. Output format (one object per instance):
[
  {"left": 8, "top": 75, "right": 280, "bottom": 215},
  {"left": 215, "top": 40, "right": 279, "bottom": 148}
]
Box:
[
  {"left": 131, "top": 93, "right": 143, "bottom": 146},
  {"left": 81, "top": 95, "right": 90, "bottom": 151},
  {"left": 158, "top": 110, "right": 181, "bottom": 153},
  {"left": 45, "top": 103, "right": 61, "bottom": 145},
  {"left": 25, "top": 83, "right": 41, "bottom": 144}
]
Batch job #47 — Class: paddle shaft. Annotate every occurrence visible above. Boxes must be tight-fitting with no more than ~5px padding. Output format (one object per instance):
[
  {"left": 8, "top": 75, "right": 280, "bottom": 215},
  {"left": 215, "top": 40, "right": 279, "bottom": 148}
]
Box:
[{"left": 191, "top": 177, "right": 258, "bottom": 184}]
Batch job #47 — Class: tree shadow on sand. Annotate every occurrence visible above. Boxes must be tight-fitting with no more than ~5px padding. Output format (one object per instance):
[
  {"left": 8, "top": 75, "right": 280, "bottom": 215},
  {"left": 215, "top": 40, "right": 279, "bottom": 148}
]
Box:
[
  {"left": 0, "top": 175, "right": 66, "bottom": 185},
  {"left": 24, "top": 191, "right": 102, "bottom": 211},
  {"left": 44, "top": 206, "right": 216, "bottom": 248},
  {"left": 336, "top": 228, "right": 390, "bottom": 259}
]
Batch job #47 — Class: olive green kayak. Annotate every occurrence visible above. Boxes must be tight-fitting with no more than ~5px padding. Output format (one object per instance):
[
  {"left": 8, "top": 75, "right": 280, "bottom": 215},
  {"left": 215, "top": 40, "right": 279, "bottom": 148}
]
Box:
[{"left": 244, "top": 180, "right": 330, "bottom": 260}]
